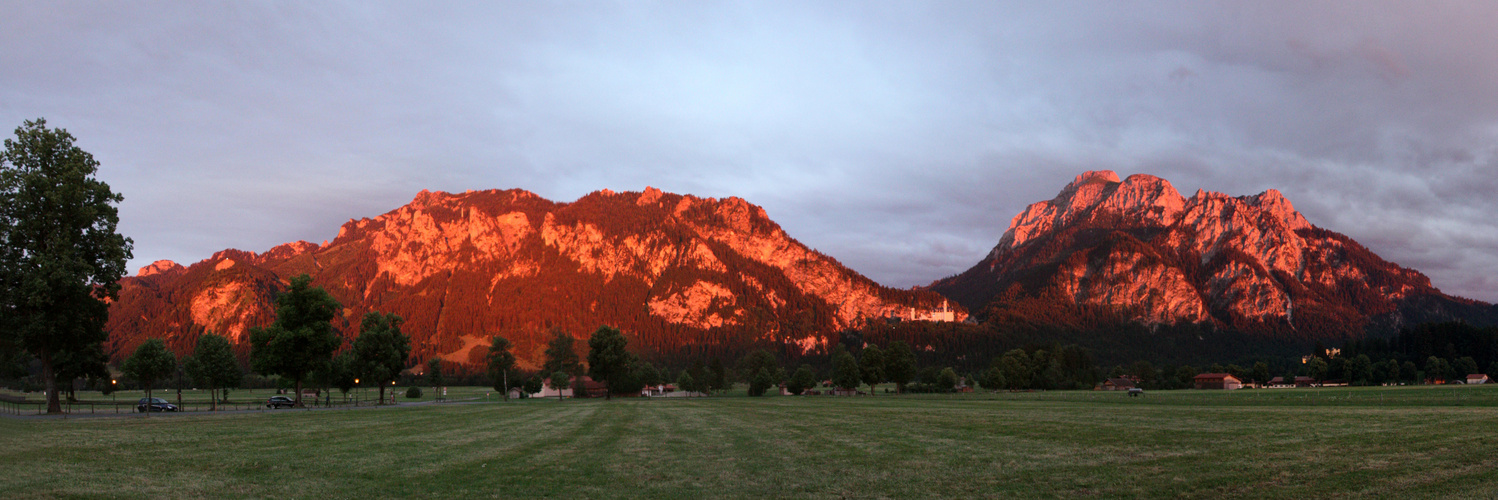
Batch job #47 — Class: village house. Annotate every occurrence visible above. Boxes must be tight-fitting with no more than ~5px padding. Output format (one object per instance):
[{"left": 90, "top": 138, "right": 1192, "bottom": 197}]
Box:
[
  {"left": 1266, "top": 376, "right": 1314, "bottom": 388},
  {"left": 532, "top": 375, "right": 609, "bottom": 399},
  {"left": 1193, "top": 373, "right": 1243, "bottom": 390},
  {"left": 1098, "top": 377, "right": 1137, "bottom": 391},
  {"left": 1467, "top": 374, "right": 1490, "bottom": 385}
]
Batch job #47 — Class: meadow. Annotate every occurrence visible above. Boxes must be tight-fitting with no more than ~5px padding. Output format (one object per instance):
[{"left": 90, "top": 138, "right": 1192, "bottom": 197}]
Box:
[{"left": 2, "top": 385, "right": 1496, "bottom": 498}]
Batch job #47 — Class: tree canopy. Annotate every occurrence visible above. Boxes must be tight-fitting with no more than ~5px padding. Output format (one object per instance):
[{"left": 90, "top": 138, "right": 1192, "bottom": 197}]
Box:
[
  {"left": 736, "top": 349, "right": 783, "bottom": 385},
  {"left": 550, "top": 371, "right": 571, "bottom": 401},
  {"left": 352, "top": 311, "right": 409, "bottom": 404},
  {"left": 487, "top": 335, "right": 516, "bottom": 398},
  {"left": 184, "top": 333, "right": 241, "bottom": 411},
  {"left": 831, "top": 347, "right": 861, "bottom": 390},
  {"left": 787, "top": 364, "right": 817, "bottom": 395},
  {"left": 426, "top": 358, "right": 445, "bottom": 388},
  {"left": 859, "top": 345, "right": 885, "bottom": 394},
  {"left": 542, "top": 329, "right": 582, "bottom": 377},
  {"left": 883, "top": 341, "right": 916, "bottom": 393},
  {"left": 586, "top": 325, "right": 633, "bottom": 399},
  {"left": 249, "top": 274, "right": 342, "bottom": 407},
  {"left": 122, "top": 339, "right": 175, "bottom": 414},
  {"left": 0, "top": 118, "right": 133, "bottom": 413}
]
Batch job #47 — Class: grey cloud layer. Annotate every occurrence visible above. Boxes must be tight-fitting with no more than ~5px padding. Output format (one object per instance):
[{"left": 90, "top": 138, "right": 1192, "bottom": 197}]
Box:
[{"left": 3, "top": 1, "right": 1495, "bottom": 300}]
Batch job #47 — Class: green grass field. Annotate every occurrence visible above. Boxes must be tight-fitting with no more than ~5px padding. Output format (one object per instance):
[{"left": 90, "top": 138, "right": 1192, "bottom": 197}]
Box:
[{"left": 3, "top": 385, "right": 1496, "bottom": 498}]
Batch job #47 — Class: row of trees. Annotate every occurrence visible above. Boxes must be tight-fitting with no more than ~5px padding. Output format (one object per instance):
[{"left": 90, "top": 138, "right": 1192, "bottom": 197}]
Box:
[
  {"left": 113, "top": 274, "right": 415, "bottom": 409},
  {"left": 976, "top": 345, "right": 1099, "bottom": 391}
]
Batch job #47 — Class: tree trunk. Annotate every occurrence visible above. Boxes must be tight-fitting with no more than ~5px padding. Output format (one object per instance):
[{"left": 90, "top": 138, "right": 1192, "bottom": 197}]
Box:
[
  {"left": 41, "top": 350, "right": 61, "bottom": 414},
  {"left": 378, "top": 384, "right": 386, "bottom": 405},
  {"left": 294, "top": 379, "right": 303, "bottom": 408},
  {"left": 503, "top": 371, "right": 509, "bottom": 402}
]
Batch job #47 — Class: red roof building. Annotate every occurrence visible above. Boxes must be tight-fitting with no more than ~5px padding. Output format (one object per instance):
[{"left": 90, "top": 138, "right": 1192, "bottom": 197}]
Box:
[{"left": 1193, "top": 373, "right": 1243, "bottom": 390}]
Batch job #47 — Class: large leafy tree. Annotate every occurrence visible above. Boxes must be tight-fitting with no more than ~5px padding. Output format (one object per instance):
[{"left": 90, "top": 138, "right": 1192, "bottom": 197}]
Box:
[
  {"left": 352, "top": 312, "right": 409, "bottom": 404},
  {"left": 586, "top": 326, "right": 633, "bottom": 400},
  {"left": 550, "top": 371, "right": 571, "bottom": 402},
  {"left": 634, "top": 361, "right": 662, "bottom": 388},
  {"left": 935, "top": 367, "right": 960, "bottom": 392},
  {"left": 736, "top": 349, "right": 783, "bottom": 386},
  {"left": 0, "top": 119, "right": 133, "bottom": 414},
  {"left": 687, "top": 359, "right": 709, "bottom": 394},
  {"left": 708, "top": 357, "right": 729, "bottom": 393},
  {"left": 183, "top": 333, "right": 242, "bottom": 411},
  {"left": 487, "top": 335, "right": 516, "bottom": 399},
  {"left": 883, "top": 341, "right": 916, "bottom": 394},
  {"left": 1306, "top": 357, "right": 1329, "bottom": 385},
  {"left": 859, "top": 344, "right": 885, "bottom": 395},
  {"left": 249, "top": 274, "right": 342, "bottom": 407},
  {"left": 748, "top": 368, "right": 774, "bottom": 397},
  {"left": 326, "top": 350, "right": 357, "bottom": 399},
  {"left": 831, "top": 347, "right": 861, "bottom": 391},
  {"left": 122, "top": 339, "right": 176, "bottom": 415},
  {"left": 786, "top": 364, "right": 817, "bottom": 395},
  {"left": 426, "top": 358, "right": 445, "bottom": 389},
  {"left": 542, "top": 329, "right": 582, "bottom": 378},
  {"left": 1000, "top": 349, "right": 1033, "bottom": 390},
  {"left": 674, "top": 370, "right": 695, "bottom": 396}
]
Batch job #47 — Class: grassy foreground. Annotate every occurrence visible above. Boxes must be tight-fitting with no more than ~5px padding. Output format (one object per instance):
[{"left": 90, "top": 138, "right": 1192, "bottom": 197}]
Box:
[{"left": 3, "top": 385, "right": 1497, "bottom": 498}]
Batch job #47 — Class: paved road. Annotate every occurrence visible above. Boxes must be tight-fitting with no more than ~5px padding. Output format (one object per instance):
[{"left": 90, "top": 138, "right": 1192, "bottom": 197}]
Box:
[{"left": 0, "top": 398, "right": 477, "bottom": 420}]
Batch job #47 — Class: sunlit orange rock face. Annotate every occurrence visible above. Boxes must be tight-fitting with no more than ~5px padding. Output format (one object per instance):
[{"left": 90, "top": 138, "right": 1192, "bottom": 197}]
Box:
[
  {"left": 106, "top": 188, "right": 960, "bottom": 369},
  {"left": 931, "top": 171, "right": 1493, "bottom": 339}
]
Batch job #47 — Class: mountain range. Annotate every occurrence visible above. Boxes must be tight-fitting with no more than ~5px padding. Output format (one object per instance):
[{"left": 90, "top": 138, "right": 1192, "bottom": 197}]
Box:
[
  {"left": 930, "top": 171, "right": 1497, "bottom": 339},
  {"left": 105, "top": 172, "right": 1497, "bottom": 369},
  {"left": 106, "top": 187, "right": 958, "bottom": 369}
]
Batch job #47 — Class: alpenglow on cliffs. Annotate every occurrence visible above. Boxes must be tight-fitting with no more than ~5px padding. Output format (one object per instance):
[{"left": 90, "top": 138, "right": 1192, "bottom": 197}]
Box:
[
  {"left": 107, "top": 188, "right": 961, "bottom": 369},
  {"left": 930, "top": 170, "right": 1497, "bottom": 338}
]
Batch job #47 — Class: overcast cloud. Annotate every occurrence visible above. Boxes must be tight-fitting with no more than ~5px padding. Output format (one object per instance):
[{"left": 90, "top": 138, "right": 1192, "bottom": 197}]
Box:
[{"left": 4, "top": 1, "right": 1497, "bottom": 301}]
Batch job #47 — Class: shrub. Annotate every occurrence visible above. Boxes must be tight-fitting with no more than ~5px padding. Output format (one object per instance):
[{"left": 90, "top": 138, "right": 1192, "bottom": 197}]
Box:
[{"left": 405, "top": 386, "right": 423, "bottom": 399}]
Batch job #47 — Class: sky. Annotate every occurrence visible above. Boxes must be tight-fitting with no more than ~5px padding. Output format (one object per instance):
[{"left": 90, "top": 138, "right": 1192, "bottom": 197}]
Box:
[{"left": 4, "top": 1, "right": 1498, "bottom": 302}]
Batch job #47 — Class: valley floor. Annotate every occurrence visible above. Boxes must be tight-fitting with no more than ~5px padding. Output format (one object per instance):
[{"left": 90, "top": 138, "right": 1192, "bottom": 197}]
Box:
[{"left": 3, "top": 385, "right": 1496, "bottom": 498}]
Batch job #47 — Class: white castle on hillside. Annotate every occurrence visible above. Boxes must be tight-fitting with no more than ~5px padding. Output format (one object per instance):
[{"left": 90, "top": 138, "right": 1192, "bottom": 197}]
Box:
[{"left": 890, "top": 300, "right": 956, "bottom": 323}]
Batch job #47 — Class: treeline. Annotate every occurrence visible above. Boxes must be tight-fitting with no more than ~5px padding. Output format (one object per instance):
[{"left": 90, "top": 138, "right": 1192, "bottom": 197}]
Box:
[{"left": 1340, "top": 322, "right": 1498, "bottom": 382}]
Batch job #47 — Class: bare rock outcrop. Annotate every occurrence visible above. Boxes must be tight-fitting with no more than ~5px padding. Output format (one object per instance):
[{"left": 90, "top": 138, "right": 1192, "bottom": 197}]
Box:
[
  {"left": 107, "top": 187, "right": 960, "bottom": 368},
  {"left": 932, "top": 170, "right": 1485, "bottom": 338}
]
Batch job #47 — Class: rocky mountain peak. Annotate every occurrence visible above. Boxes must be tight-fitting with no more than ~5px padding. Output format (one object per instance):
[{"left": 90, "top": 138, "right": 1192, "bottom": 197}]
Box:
[
  {"left": 934, "top": 170, "right": 1482, "bottom": 339},
  {"left": 107, "top": 187, "right": 960, "bottom": 368},
  {"left": 136, "top": 260, "right": 185, "bottom": 278},
  {"left": 997, "top": 170, "right": 1186, "bottom": 254},
  {"left": 1245, "top": 189, "right": 1311, "bottom": 231}
]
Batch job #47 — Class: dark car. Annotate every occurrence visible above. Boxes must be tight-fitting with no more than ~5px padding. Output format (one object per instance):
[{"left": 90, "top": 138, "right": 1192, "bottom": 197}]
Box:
[
  {"left": 266, "top": 396, "right": 296, "bottom": 409},
  {"left": 136, "top": 397, "right": 178, "bottom": 412}
]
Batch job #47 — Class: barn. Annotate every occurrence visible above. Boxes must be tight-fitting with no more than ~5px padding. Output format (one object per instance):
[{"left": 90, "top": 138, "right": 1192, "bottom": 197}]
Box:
[{"left": 1193, "top": 373, "right": 1243, "bottom": 390}]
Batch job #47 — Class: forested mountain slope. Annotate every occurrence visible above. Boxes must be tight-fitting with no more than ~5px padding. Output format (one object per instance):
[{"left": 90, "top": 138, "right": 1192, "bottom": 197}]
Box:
[
  {"left": 107, "top": 188, "right": 961, "bottom": 369},
  {"left": 930, "top": 171, "right": 1497, "bottom": 340}
]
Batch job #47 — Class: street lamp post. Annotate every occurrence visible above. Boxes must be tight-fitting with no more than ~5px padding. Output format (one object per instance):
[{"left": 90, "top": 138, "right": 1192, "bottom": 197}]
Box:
[{"left": 354, "top": 378, "right": 360, "bottom": 406}]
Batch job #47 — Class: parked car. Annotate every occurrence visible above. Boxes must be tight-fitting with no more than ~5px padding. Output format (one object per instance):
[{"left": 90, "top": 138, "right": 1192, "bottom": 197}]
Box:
[
  {"left": 136, "top": 397, "right": 178, "bottom": 412},
  {"left": 266, "top": 396, "right": 296, "bottom": 409}
]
